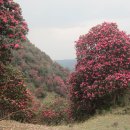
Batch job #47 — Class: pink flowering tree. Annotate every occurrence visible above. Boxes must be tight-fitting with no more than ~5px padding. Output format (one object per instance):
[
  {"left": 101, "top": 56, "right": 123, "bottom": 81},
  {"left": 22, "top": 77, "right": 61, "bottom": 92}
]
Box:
[
  {"left": 0, "top": 0, "right": 28, "bottom": 63},
  {"left": 69, "top": 22, "right": 130, "bottom": 119},
  {"left": 0, "top": 0, "right": 33, "bottom": 121},
  {"left": 0, "top": 66, "right": 34, "bottom": 121}
]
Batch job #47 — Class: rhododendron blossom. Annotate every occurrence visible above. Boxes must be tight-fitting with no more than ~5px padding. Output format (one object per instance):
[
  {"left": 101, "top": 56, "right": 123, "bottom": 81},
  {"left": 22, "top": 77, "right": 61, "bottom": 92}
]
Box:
[
  {"left": 69, "top": 22, "right": 130, "bottom": 117},
  {"left": 14, "top": 44, "right": 19, "bottom": 49},
  {"left": 0, "top": 0, "right": 28, "bottom": 49}
]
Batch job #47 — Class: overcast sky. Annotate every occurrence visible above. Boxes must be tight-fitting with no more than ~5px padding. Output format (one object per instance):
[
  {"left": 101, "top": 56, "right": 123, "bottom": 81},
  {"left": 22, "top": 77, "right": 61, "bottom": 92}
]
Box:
[{"left": 14, "top": 0, "right": 130, "bottom": 60}]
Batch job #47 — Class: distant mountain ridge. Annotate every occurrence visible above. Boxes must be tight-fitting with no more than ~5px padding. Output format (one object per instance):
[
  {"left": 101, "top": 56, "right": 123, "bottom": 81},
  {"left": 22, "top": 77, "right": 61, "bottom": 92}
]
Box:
[{"left": 56, "top": 59, "right": 76, "bottom": 71}]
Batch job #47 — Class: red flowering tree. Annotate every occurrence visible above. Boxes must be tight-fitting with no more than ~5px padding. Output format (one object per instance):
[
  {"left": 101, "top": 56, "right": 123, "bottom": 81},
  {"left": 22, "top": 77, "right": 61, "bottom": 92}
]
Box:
[
  {"left": 0, "top": 66, "right": 34, "bottom": 121},
  {"left": 0, "top": 0, "right": 33, "bottom": 121},
  {"left": 0, "top": 0, "right": 28, "bottom": 63},
  {"left": 69, "top": 22, "right": 130, "bottom": 119}
]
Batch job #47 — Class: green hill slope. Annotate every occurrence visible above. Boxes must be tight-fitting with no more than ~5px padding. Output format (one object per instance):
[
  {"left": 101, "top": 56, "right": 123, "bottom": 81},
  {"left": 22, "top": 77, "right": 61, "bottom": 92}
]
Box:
[{"left": 11, "top": 41, "right": 69, "bottom": 97}]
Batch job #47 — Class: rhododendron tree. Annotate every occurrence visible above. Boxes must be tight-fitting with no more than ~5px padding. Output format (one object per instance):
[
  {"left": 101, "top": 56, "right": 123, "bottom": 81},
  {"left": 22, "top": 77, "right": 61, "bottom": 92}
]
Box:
[
  {"left": 0, "top": 65, "right": 33, "bottom": 119},
  {"left": 69, "top": 22, "right": 130, "bottom": 119},
  {"left": 0, "top": 0, "right": 28, "bottom": 63},
  {"left": 0, "top": 0, "right": 33, "bottom": 121}
]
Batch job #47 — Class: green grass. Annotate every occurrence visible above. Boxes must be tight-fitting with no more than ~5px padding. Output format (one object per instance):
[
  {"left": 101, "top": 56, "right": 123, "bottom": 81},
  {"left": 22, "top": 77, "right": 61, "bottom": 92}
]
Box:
[{"left": 41, "top": 91, "right": 65, "bottom": 105}]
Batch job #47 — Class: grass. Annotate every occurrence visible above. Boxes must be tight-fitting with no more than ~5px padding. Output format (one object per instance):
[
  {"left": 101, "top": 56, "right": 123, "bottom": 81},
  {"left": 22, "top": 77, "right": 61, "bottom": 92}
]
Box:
[{"left": 0, "top": 112, "right": 130, "bottom": 130}]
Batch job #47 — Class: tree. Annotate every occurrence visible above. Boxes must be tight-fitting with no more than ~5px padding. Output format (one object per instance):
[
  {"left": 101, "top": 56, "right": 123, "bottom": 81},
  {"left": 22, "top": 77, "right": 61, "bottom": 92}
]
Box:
[
  {"left": 0, "top": 0, "right": 28, "bottom": 63},
  {"left": 69, "top": 22, "right": 130, "bottom": 119},
  {"left": 0, "top": 0, "right": 33, "bottom": 121},
  {"left": 0, "top": 66, "right": 33, "bottom": 119}
]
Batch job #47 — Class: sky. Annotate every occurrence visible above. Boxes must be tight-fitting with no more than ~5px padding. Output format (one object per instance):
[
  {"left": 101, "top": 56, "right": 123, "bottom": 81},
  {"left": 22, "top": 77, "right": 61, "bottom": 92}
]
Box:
[{"left": 14, "top": 0, "right": 130, "bottom": 60}]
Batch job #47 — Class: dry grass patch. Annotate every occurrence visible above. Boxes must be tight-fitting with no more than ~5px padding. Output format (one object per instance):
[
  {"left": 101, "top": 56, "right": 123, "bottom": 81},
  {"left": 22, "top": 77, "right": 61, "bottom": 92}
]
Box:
[{"left": 0, "top": 114, "right": 130, "bottom": 130}]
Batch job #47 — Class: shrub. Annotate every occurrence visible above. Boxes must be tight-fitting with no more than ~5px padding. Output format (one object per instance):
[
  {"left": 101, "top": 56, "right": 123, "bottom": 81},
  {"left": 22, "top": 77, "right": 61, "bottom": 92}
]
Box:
[
  {"left": 34, "top": 87, "right": 46, "bottom": 98},
  {"left": 69, "top": 22, "right": 130, "bottom": 120},
  {"left": 54, "top": 76, "right": 68, "bottom": 96},
  {"left": 10, "top": 109, "right": 35, "bottom": 123},
  {"left": 40, "top": 99, "right": 71, "bottom": 125},
  {"left": 0, "top": 65, "right": 33, "bottom": 120}
]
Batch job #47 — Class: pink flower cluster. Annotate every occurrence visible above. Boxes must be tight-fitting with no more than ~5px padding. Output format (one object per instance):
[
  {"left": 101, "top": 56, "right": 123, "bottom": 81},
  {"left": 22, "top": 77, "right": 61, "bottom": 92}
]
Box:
[{"left": 0, "top": 0, "right": 28, "bottom": 48}]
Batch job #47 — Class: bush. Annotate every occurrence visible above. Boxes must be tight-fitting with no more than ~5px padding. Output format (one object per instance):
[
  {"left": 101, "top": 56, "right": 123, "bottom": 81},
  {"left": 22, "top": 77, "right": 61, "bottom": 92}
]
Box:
[
  {"left": 40, "top": 99, "right": 71, "bottom": 125},
  {"left": 10, "top": 109, "right": 35, "bottom": 123},
  {"left": 0, "top": 65, "right": 33, "bottom": 120},
  {"left": 69, "top": 22, "right": 130, "bottom": 120},
  {"left": 34, "top": 87, "right": 46, "bottom": 98}
]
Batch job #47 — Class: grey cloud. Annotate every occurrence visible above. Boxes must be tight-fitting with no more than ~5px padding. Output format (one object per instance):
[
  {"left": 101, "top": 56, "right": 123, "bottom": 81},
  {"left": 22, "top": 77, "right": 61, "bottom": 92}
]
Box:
[
  {"left": 14, "top": 0, "right": 130, "bottom": 60},
  {"left": 16, "top": 0, "right": 130, "bottom": 27}
]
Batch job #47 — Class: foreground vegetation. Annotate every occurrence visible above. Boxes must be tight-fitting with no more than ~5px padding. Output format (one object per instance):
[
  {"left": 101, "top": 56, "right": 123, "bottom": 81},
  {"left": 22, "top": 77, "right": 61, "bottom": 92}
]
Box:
[{"left": 1, "top": 107, "right": 130, "bottom": 130}]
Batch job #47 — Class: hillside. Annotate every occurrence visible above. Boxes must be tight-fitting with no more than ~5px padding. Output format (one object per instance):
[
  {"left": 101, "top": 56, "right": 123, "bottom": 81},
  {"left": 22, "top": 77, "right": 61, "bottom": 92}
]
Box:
[
  {"left": 56, "top": 59, "right": 76, "bottom": 71},
  {"left": 11, "top": 40, "right": 70, "bottom": 97}
]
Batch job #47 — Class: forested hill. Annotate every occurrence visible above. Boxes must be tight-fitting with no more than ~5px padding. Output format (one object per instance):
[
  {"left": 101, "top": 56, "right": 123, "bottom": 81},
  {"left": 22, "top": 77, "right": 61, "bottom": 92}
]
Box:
[{"left": 11, "top": 40, "right": 70, "bottom": 96}]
